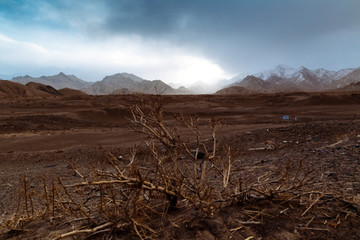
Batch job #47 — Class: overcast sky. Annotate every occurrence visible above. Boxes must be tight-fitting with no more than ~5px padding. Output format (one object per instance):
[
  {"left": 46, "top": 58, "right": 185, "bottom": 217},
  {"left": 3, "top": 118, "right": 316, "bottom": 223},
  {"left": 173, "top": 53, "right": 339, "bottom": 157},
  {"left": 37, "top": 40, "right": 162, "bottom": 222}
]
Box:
[{"left": 1, "top": 0, "right": 359, "bottom": 86}]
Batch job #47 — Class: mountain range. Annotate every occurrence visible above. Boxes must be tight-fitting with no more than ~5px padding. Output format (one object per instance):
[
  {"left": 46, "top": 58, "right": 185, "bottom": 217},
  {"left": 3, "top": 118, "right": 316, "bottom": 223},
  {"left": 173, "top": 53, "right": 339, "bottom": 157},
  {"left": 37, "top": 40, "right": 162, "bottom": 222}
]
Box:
[
  {"left": 0, "top": 80, "right": 86, "bottom": 98},
  {"left": 11, "top": 72, "right": 91, "bottom": 90},
  {"left": 83, "top": 73, "right": 191, "bottom": 95},
  {"left": 10, "top": 72, "right": 191, "bottom": 95},
  {"left": 227, "top": 65, "right": 360, "bottom": 93},
  {"left": 5, "top": 65, "right": 360, "bottom": 96}
]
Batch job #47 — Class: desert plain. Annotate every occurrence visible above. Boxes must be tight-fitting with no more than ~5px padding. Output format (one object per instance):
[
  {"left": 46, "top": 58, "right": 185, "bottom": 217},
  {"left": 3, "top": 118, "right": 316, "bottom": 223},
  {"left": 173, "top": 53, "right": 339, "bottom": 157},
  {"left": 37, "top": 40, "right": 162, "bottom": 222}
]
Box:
[{"left": 0, "top": 91, "right": 359, "bottom": 239}]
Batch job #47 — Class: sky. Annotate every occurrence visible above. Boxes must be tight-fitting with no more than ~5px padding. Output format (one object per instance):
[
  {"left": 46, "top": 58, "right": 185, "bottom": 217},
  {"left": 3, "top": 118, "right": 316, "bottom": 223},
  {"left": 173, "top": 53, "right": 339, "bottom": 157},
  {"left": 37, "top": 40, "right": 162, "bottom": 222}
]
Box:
[{"left": 0, "top": 0, "right": 360, "bottom": 86}]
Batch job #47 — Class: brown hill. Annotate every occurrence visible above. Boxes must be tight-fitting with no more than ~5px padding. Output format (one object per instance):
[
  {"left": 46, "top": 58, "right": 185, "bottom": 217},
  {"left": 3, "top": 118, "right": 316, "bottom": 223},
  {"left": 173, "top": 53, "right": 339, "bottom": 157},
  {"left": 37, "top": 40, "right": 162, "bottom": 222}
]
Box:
[
  {"left": 0, "top": 80, "right": 70, "bottom": 98},
  {"left": 0, "top": 80, "right": 41, "bottom": 98},
  {"left": 215, "top": 86, "right": 257, "bottom": 95},
  {"left": 232, "top": 75, "right": 274, "bottom": 92},
  {"left": 58, "top": 88, "right": 88, "bottom": 96},
  {"left": 26, "top": 82, "right": 63, "bottom": 96}
]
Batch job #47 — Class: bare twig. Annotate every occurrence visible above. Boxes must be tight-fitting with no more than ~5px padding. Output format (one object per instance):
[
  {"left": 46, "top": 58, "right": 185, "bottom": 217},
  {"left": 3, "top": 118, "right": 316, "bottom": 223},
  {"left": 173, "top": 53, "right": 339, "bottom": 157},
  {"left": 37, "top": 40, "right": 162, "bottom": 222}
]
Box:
[
  {"left": 57, "top": 222, "right": 113, "bottom": 239},
  {"left": 301, "top": 193, "right": 324, "bottom": 216}
]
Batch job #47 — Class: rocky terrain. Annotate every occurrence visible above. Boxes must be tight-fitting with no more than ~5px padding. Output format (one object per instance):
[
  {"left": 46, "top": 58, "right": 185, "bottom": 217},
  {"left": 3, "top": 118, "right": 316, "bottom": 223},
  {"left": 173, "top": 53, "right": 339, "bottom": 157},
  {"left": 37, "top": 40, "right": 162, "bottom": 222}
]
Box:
[{"left": 0, "top": 90, "right": 359, "bottom": 239}]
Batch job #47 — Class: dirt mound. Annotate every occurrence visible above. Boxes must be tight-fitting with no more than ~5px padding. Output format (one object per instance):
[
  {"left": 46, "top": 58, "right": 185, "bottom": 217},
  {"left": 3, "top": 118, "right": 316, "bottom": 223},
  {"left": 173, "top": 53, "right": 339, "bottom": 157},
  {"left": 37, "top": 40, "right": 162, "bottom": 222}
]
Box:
[
  {"left": 0, "top": 80, "right": 64, "bottom": 98},
  {"left": 58, "top": 87, "right": 87, "bottom": 96},
  {"left": 25, "top": 82, "right": 63, "bottom": 96},
  {"left": 215, "top": 86, "right": 257, "bottom": 95},
  {"left": 0, "top": 80, "right": 39, "bottom": 98}
]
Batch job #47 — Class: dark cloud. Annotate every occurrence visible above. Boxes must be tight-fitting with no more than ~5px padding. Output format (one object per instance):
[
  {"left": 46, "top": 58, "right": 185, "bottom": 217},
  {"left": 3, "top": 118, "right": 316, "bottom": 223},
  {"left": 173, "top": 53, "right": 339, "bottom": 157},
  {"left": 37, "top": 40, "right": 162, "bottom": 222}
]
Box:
[
  {"left": 99, "top": 0, "right": 360, "bottom": 38},
  {"left": 92, "top": 0, "right": 360, "bottom": 71},
  {"left": 1, "top": 0, "right": 360, "bottom": 74}
]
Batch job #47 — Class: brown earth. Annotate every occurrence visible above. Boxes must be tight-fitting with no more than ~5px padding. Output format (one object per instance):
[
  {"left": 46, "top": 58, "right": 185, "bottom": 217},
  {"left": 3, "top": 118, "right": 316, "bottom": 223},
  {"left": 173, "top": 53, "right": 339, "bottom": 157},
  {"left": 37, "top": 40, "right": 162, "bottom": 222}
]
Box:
[
  {"left": 215, "top": 86, "right": 258, "bottom": 95},
  {"left": 0, "top": 91, "right": 359, "bottom": 239},
  {"left": 0, "top": 80, "right": 43, "bottom": 98},
  {"left": 58, "top": 88, "right": 88, "bottom": 96},
  {"left": 25, "top": 82, "right": 62, "bottom": 96}
]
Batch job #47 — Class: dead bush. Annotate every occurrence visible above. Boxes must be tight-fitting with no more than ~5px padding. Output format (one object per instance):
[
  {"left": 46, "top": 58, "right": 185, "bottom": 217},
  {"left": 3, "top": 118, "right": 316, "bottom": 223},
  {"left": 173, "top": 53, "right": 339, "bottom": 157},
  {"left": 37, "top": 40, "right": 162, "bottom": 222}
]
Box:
[{"left": 1, "top": 96, "right": 359, "bottom": 239}]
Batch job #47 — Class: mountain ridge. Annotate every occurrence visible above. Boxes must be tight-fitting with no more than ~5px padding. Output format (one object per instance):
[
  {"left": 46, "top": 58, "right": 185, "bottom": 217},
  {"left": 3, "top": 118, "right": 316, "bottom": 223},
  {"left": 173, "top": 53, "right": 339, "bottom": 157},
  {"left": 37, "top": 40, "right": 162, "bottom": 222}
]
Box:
[
  {"left": 11, "top": 72, "right": 91, "bottom": 90},
  {"left": 9, "top": 72, "right": 192, "bottom": 95},
  {"left": 6, "top": 65, "right": 360, "bottom": 96},
  {"left": 83, "top": 73, "right": 191, "bottom": 95},
  {"left": 228, "top": 65, "right": 360, "bottom": 93}
]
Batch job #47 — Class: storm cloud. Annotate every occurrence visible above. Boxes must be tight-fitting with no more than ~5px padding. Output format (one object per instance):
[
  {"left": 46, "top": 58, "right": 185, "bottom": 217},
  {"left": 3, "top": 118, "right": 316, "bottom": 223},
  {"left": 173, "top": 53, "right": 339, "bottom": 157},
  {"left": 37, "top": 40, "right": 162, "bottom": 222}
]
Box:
[
  {"left": 1, "top": 0, "right": 360, "bottom": 84},
  {"left": 99, "top": 0, "right": 360, "bottom": 71}
]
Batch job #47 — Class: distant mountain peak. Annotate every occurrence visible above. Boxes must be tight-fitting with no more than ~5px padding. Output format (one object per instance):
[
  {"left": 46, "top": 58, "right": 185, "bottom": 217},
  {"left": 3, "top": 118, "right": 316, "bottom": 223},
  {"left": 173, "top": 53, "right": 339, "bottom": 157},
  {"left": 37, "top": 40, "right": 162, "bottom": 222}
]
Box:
[
  {"left": 83, "top": 72, "right": 191, "bottom": 95},
  {"left": 228, "top": 65, "right": 360, "bottom": 92},
  {"left": 231, "top": 75, "right": 273, "bottom": 92},
  {"left": 243, "top": 75, "right": 262, "bottom": 80},
  {"left": 255, "top": 65, "right": 298, "bottom": 80},
  {"left": 58, "top": 72, "right": 66, "bottom": 76}
]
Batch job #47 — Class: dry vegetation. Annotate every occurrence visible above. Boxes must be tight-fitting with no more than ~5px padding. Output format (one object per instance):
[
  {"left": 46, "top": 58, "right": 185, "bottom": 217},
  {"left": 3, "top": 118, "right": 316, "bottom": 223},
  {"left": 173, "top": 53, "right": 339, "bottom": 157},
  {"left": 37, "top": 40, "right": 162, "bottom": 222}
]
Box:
[{"left": 0, "top": 95, "right": 360, "bottom": 239}]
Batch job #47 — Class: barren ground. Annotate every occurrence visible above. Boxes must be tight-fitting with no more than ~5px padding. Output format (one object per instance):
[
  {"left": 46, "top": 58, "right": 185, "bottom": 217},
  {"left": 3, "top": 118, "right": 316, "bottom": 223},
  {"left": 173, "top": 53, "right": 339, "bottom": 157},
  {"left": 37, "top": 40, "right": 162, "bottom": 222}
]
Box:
[{"left": 0, "top": 92, "right": 359, "bottom": 239}]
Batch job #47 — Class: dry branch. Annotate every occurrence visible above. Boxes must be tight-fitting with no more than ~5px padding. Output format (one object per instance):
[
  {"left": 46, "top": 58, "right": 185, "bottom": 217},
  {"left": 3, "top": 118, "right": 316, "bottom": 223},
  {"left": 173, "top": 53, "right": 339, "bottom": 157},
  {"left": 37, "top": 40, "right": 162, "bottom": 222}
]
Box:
[{"left": 56, "top": 222, "right": 113, "bottom": 239}]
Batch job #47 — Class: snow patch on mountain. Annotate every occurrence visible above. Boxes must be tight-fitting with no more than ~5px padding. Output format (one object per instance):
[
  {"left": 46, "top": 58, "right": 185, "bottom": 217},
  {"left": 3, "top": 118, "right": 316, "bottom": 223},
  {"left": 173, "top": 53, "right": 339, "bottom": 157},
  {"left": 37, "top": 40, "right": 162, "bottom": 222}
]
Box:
[
  {"left": 227, "top": 65, "right": 360, "bottom": 92},
  {"left": 255, "top": 65, "right": 299, "bottom": 80}
]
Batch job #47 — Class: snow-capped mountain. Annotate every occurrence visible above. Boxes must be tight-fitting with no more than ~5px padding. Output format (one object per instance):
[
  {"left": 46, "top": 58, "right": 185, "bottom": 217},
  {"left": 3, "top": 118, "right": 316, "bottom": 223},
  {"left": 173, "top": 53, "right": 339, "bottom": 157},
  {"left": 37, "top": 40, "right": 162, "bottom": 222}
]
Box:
[
  {"left": 333, "top": 68, "right": 360, "bottom": 88},
  {"left": 255, "top": 65, "right": 299, "bottom": 80},
  {"left": 312, "top": 68, "right": 353, "bottom": 80},
  {"left": 229, "top": 65, "right": 360, "bottom": 92}
]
